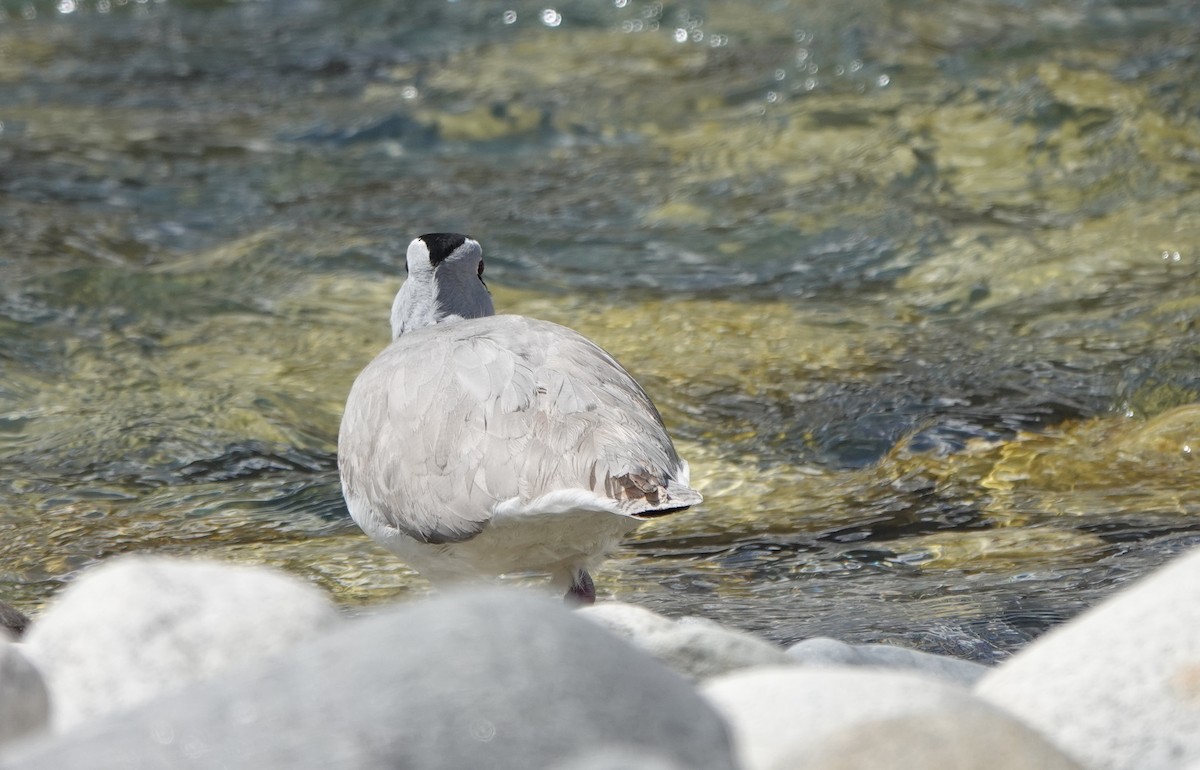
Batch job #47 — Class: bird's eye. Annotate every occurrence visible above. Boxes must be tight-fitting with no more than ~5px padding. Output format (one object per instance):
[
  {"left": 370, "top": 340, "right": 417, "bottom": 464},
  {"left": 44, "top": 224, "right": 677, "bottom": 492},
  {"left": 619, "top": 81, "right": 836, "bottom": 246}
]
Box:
[{"left": 477, "top": 260, "right": 485, "bottom": 279}]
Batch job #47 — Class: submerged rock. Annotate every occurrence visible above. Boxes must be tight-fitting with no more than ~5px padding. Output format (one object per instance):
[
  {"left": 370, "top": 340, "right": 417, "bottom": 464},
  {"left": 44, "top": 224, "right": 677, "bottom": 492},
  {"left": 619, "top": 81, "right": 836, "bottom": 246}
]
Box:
[
  {"left": 1118, "top": 341, "right": 1200, "bottom": 418},
  {"left": 975, "top": 404, "right": 1200, "bottom": 518}
]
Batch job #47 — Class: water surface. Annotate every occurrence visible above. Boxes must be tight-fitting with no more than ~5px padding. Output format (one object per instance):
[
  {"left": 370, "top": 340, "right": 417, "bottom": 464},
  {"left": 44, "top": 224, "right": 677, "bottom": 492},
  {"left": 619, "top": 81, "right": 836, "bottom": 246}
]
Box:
[{"left": 2, "top": 0, "right": 1199, "bottom": 661}]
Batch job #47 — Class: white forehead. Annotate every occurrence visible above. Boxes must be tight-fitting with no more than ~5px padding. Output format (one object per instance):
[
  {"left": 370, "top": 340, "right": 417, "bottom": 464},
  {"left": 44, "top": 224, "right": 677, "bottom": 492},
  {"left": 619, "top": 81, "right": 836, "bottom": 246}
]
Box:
[{"left": 405, "top": 237, "right": 434, "bottom": 274}]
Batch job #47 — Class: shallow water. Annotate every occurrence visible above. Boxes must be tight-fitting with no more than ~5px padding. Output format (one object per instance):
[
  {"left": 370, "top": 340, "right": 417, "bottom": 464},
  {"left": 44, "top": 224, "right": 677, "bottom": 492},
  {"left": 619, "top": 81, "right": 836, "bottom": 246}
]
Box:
[{"left": 2, "top": 0, "right": 1199, "bottom": 662}]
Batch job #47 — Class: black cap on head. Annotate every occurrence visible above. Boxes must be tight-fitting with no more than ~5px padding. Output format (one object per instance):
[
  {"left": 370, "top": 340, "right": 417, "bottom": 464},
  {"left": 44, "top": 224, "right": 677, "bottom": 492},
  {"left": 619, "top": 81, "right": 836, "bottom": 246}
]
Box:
[{"left": 420, "top": 233, "right": 469, "bottom": 267}]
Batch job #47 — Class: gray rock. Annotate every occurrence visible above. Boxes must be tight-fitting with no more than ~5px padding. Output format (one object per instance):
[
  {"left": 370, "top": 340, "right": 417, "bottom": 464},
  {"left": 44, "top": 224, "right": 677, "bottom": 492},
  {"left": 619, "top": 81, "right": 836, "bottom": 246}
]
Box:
[
  {"left": 702, "top": 665, "right": 1027, "bottom": 770},
  {"left": 0, "top": 640, "right": 50, "bottom": 749},
  {"left": 798, "top": 708, "right": 1083, "bottom": 770},
  {"left": 976, "top": 545, "right": 1200, "bottom": 770},
  {"left": 0, "top": 603, "right": 30, "bottom": 641},
  {"left": 550, "top": 748, "right": 690, "bottom": 770},
  {"left": 579, "top": 602, "right": 790, "bottom": 679},
  {"left": 6, "top": 589, "right": 738, "bottom": 770},
  {"left": 787, "top": 637, "right": 989, "bottom": 686},
  {"left": 23, "top": 556, "right": 340, "bottom": 730}
]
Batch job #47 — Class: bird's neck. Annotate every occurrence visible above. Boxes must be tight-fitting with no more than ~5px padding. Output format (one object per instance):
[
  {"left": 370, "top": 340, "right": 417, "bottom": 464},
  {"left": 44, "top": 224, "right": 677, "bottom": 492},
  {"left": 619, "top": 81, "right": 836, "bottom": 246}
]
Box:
[{"left": 390, "top": 273, "right": 495, "bottom": 340}]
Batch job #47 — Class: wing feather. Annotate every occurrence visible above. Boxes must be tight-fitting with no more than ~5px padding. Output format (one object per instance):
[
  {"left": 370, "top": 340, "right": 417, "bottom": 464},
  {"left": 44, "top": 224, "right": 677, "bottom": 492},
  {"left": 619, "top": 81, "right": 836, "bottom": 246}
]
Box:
[{"left": 338, "top": 315, "right": 699, "bottom": 545}]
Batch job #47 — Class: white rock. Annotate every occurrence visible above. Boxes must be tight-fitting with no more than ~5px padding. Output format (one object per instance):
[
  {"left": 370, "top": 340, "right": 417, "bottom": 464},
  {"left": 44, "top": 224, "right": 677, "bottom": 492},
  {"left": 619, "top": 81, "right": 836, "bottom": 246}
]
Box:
[
  {"left": 7, "top": 589, "right": 737, "bottom": 770},
  {"left": 0, "top": 639, "right": 50, "bottom": 748},
  {"left": 24, "top": 555, "right": 339, "bottom": 730},
  {"left": 579, "top": 602, "right": 790, "bottom": 679},
  {"left": 550, "top": 748, "right": 691, "bottom": 770},
  {"left": 787, "top": 637, "right": 989, "bottom": 686},
  {"left": 975, "top": 545, "right": 1200, "bottom": 770},
  {"left": 798, "top": 707, "right": 1083, "bottom": 770},
  {"left": 701, "top": 665, "right": 1030, "bottom": 770}
]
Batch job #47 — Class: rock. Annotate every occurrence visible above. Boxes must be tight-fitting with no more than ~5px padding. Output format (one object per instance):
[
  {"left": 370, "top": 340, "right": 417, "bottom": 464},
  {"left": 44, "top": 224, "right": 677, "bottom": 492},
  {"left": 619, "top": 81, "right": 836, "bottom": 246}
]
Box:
[
  {"left": 550, "top": 748, "right": 690, "bottom": 770},
  {"left": 975, "top": 545, "right": 1200, "bottom": 770},
  {"left": 23, "top": 555, "right": 340, "bottom": 730},
  {"left": 0, "top": 602, "right": 30, "bottom": 641},
  {"left": 786, "top": 637, "right": 989, "bottom": 686},
  {"left": 798, "top": 708, "right": 1083, "bottom": 770},
  {"left": 0, "top": 639, "right": 50, "bottom": 749},
  {"left": 701, "top": 665, "right": 1047, "bottom": 770},
  {"left": 6, "top": 589, "right": 738, "bottom": 770},
  {"left": 579, "top": 602, "right": 791, "bottom": 679}
]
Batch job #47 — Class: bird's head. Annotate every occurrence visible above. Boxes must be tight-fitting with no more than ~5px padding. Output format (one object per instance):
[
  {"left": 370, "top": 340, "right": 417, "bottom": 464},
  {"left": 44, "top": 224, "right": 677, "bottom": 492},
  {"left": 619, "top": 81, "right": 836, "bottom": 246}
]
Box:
[{"left": 391, "top": 233, "right": 495, "bottom": 338}]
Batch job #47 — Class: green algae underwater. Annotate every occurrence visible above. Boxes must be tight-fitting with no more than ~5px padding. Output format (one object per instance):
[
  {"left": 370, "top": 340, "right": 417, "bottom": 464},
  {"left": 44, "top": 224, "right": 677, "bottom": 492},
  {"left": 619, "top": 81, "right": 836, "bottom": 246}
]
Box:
[{"left": 1, "top": 0, "right": 1199, "bottom": 660}]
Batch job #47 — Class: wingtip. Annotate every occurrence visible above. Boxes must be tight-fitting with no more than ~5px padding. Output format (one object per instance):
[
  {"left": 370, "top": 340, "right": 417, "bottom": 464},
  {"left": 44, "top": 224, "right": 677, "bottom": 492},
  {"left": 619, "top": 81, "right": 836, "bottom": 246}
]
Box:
[
  {"left": 668, "top": 475, "right": 703, "bottom": 504},
  {"left": 628, "top": 480, "right": 702, "bottom": 519}
]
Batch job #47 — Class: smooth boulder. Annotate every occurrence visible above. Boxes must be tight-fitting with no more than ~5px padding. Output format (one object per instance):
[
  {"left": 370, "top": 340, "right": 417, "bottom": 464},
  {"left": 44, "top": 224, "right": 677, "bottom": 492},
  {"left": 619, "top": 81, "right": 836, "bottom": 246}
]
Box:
[
  {"left": 786, "top": 637, "right": 989, "bottom": 686},
  {"left": 550, "top": 749, "right": 691, "bottom": 770},
  {"left": 702, "top": 665, "right": 1070, "bottom": 770},
  {"left": 23, "top": 556, "right": 340, "bottom": 730},
  {"left": 579, "top": 602, "right": 791, "bottom": 679},
  {"left": 6, "top": 589, "right": 738, "bottom": 770},
  {"left": 976, "top": 545, "right": 1200, "bottom": 770},
  {"left": 798, "top": 707, "right": 1083, "bottom": 770}
]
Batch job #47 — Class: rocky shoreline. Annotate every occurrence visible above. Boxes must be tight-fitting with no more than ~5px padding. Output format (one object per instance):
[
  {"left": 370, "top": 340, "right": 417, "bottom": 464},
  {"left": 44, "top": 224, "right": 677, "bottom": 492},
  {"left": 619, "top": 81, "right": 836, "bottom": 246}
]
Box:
[{"left": 2, "top": 547, "right": 1199, "bottom": 769}]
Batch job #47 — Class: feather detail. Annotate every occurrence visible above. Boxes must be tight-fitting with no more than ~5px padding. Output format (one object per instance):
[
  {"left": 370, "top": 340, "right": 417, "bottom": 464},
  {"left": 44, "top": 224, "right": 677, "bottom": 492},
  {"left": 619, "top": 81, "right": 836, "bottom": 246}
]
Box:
[{"left": 339, "top": 315, "right": 699, "bottom": 551}]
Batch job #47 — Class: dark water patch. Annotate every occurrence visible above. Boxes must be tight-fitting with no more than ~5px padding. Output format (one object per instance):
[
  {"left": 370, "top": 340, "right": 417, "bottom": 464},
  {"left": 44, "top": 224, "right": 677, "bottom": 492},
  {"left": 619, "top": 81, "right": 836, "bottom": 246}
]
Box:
[
  {"left": 294, "top": 112, "right": 440, "bottom": 149},
  {"left": 174, "top": 441, "right": 334, "bottom": 483},
  {"left": 817, "top": 502, "right": 988, "bottom": 546},
  {"left": 754, "top": 351, "right": 1114, "bottom": 469},
  {"left": 180, "top": 476, "right": 350, "bottom": 531},
  {"left": 1080, "top": 518, "right": 1200, "bottom": 546}
]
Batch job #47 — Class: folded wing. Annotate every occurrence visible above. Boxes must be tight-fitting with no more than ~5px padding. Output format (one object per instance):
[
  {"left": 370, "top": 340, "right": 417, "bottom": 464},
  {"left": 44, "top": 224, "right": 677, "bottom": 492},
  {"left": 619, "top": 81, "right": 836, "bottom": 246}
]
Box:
[{"left": 338, "top": 315, "right": 700, "bottom": 546}]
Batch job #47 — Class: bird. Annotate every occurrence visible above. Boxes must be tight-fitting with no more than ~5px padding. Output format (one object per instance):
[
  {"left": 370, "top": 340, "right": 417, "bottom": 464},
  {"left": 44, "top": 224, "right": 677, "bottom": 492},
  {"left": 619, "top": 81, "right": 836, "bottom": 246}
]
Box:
[{"left": 337, "top": 233, "right": 701, "bottom": 604}]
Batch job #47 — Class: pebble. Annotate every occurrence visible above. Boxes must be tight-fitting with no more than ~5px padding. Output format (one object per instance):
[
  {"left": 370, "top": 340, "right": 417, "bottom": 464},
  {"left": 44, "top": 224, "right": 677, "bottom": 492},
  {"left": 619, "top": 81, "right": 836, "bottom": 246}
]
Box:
[
  {"left": 22, "top": 555, "right": 340, "bottom": 730},
  {"left": 4, "top": 543, "right": 1200, "bottom": 768}
]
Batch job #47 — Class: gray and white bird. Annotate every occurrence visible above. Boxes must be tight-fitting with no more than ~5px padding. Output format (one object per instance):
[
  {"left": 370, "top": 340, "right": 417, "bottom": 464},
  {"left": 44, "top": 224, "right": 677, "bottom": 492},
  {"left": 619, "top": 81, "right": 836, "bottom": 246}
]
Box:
[{"left": 338, "top": 233, "right": 701, "bottom": 603}]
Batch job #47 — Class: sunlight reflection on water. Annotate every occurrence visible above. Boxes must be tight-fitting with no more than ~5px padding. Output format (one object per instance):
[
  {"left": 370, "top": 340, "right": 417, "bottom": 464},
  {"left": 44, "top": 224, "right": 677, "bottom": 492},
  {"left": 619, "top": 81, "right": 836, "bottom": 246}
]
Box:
[{"left": 0, "top": 0, "right": 1199, "bottom": 659}]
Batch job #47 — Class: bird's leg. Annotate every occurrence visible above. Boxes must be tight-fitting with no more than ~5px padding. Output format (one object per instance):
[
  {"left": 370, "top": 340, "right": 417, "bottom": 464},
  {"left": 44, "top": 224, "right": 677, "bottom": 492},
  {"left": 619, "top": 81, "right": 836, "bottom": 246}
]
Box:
[{"left": 564, "top": 569, "right": 596, "bottom": 606}]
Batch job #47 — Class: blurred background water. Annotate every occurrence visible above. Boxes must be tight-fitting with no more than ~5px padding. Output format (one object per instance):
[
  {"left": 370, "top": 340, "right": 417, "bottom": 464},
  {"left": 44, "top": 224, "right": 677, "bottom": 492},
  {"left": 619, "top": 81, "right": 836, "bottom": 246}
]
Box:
[{"left": 1, "top": 0, "right": 1198, "bottom": 662}]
